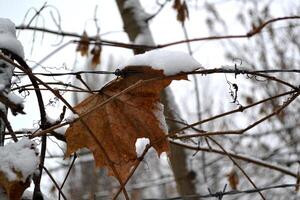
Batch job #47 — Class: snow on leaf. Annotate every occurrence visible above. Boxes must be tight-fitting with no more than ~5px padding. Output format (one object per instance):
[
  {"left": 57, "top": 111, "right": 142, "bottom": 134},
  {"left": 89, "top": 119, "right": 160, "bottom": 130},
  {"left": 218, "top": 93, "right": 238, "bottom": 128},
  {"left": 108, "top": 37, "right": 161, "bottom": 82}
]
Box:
[
  {"left": 119, "top": 49, "right": 201, "bottom": 75},
  {"left": 65, "top": 66, "right": 189, "bottom": 181},
  {"left": 0, "top": 138, "right": 39, "bottom": 200}
]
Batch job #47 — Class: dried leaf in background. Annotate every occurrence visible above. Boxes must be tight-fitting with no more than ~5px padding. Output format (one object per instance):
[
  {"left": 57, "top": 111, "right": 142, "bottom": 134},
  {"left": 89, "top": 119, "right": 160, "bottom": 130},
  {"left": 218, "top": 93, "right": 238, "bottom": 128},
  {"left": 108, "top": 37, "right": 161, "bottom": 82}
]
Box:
[
  {"left": 90, "top": 45, "right": 101, "bottom": 68},
  {"left": 227, "top": 169, "right": 239, "bottom": 190},
  {"left": 90, "top": 36, "right": 102, "bottom": 68},
  {"left": 65, "top": 66, "right": 187, "bottom": 181},
  {"left": 172, "top": 0, "right": 189, "bottom": 23},
  {"left": 76, "top": 31, "right": 89, "bottom": 56}
]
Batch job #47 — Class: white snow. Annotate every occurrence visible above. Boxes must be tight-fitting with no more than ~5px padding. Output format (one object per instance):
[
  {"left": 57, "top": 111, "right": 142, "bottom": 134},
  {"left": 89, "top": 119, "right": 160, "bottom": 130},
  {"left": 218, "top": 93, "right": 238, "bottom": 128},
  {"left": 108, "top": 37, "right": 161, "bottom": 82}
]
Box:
[
  {"left": 22, "top": 190, "right": 51, "bottom": 200},
  {"left": 65, "top": 113, "right": 79, "bottom": 123},
  {"left": 135, "top": 138, "right": 150, "bottom": 157},
  {"left": 53, "top": 125, "right": 68, "bottom": 135},
  {"left": 45, "top": 114, "right": 57, "bottom": 125},
  {"left": 0, "top": 138, "right": 39, "bottom": 182},
  {"left": 153, "top": 103, "right": 168, "bottom": 134},
  {"left": 120, "top": 49, "right": 201, "bottom": 75},
  {"left": 0, "top": 18, "right": 24, "bottom": 58},
  {"left": 21, "top": 190, "right": 33, "bottom": 200},
  {"left": 6, "top": 92, "right": 24, "bottom": 105},
  {"left": 134, "top": 32, "right": 153, "bottom": 46}
]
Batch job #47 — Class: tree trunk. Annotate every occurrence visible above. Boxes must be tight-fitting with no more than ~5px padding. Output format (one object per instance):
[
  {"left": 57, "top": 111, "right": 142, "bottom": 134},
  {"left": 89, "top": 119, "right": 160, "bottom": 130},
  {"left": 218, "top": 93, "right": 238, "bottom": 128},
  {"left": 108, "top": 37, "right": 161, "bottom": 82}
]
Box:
[{"left": 115, "top": 0, "right": 197, "bottom": 198}]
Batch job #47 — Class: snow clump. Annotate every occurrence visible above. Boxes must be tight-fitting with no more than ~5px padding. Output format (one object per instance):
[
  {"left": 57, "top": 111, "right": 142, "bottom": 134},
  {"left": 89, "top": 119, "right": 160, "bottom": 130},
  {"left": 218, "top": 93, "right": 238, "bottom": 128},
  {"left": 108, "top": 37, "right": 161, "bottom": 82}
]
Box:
[
  {"left": 0, "top": 138, "right": 39, "bottom": 182},
  {"left": 0, "top": 18, "right": 24, "bottom": 58},
  {"left": 120, "top": 49, "right": 201, "bottom": 75}
]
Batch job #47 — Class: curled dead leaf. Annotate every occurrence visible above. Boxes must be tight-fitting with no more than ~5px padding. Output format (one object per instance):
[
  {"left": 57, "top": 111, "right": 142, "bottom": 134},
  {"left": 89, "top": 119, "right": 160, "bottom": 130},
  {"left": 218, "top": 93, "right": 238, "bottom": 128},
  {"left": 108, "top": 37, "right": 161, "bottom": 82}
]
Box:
[
  {"left": 172, "top": 0, "right": 189, "bottom": 23},
  {"left": 65, "top": 66, "right": 187, "bottom": 181},
  {"left": 91, "top": 45, "right": 102, "bottom": 68},
  {"left": 76, "top": 31, "right": 89, "bottom": 56},
  {"left": 90, "top": 36, "right": 102, "bottom": 68}
]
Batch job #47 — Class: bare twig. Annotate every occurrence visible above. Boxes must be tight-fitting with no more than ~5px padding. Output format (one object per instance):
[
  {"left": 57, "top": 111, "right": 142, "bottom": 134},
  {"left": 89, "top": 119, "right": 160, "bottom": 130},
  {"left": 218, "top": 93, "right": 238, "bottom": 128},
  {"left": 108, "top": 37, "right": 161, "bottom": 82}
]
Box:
[
  {"left": 170, "top": 141, "right": 297, "bottom": 177},
  {"left": 16, "top": 16, "right": 300, "bottom": 50}
]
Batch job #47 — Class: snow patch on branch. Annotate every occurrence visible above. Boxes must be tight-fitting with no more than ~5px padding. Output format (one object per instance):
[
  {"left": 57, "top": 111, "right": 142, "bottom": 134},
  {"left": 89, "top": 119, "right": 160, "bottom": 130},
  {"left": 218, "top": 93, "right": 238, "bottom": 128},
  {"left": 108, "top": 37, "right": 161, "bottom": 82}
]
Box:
[
  {"left": 120, "top": 49, "right": 201, "bottom": 75},
  {"left": 0, "top": 18, "right": 24, "bottom": 58},
  {"left": 6, "top": 92, "right": 23, "bottom": 105},
  {"left": 0, "top": 138, "right": 39, "bottom": 182}
]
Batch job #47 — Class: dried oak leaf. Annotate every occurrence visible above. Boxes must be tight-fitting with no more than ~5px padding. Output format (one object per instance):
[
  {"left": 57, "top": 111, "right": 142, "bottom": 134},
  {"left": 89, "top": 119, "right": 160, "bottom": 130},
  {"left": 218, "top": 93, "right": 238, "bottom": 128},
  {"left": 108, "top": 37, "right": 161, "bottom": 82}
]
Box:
[
  {"left": 0, "top": 171, "right": 30, "bottom": 200},
  {"left": 65, "top": 66, "right": 187, "bottom": 181},
  {"left": 76, "top": 31, "right": 89, "bottom": 56}
]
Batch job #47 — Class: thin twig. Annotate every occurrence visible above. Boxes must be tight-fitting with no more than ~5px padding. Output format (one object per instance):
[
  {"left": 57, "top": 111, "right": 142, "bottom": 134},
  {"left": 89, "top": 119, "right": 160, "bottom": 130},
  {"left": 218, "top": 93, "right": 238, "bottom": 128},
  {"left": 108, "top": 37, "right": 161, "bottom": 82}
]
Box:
[
  {"left": 59, "top": 154, "right": 77, "bottom": 200},
  {"left": 43, "top": 166, "right": 67, "bottom": 200},
  {"left": 16, "top": 16, "right": 300, "bottom": 49},
  {"left": 207, "top": 136, "right": 266, "bottom": 200},
  {"left": 144, "top": 183, "right": 300, "bottom": 200},
  {"left": 170, "top": 141, "right": 297, "bottom": 177}
]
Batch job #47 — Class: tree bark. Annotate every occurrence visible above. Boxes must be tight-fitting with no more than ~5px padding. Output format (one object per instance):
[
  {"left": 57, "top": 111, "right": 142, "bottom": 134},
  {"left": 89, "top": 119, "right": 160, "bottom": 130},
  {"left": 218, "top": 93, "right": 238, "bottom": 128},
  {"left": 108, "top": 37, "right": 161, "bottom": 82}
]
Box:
[{"left": 115, "top": 0, "right": 197, "bottom": 198}]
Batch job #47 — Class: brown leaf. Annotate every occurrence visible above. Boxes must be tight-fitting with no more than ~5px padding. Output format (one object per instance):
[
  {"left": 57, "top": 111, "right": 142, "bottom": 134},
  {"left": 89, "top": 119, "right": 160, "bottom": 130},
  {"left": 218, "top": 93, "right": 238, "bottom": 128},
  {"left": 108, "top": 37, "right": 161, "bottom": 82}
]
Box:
[
  {"left": 65, "top": 66, "right": 187, "bottom": 181},
  {"left": 90, "top": 36, "right": 102, "bottom": 68},
  {"left": 90, "top": 45, "right": 102, "bottom": 68},
  {"left": 227, "top": 169, "right": 239, "bottom": 190},
  {"left": 0, "top": 171, "right": 30, "bottom": 200},
  {"left": 76, "top": 31, "right": 89, "bottom": 56},
  {"left": 172, "top": 0, "right": 181, "bottom": 9},
  {"left": 172, "top": 0, "right": 189, "bottom": 23}
]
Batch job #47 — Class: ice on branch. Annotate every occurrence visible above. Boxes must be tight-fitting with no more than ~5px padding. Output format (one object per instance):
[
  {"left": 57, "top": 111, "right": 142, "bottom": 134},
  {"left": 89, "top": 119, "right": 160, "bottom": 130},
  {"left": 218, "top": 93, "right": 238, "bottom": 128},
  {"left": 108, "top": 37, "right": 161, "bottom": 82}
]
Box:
[
  {"left": 0, "top": 18, "right": 24, "bottom": 58},
  {"left": 0, "top": 138, "right": 39, "bottom": 182},
  {"left": 120, "top": 49, "right": 201, "bottom": 75}
]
